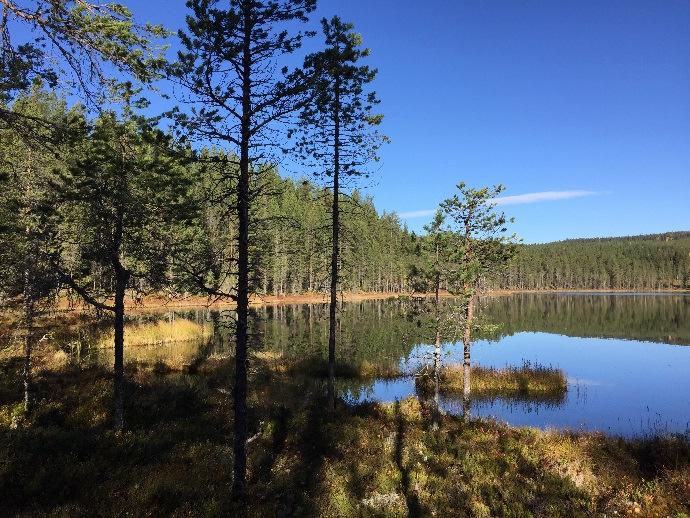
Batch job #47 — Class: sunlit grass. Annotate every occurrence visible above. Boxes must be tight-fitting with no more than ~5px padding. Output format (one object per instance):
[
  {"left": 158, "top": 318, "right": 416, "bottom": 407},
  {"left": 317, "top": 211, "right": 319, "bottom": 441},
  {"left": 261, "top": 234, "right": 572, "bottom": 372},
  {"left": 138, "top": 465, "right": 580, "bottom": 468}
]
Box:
[
  {"left": 98, "top": 318, "right": 209, "bottom": 348},
  {"left": 416, "top": 361, "right": 568, "bottom": 400},
  {"left": 267, "top": 353, "right": 404, "bottom": 379}
]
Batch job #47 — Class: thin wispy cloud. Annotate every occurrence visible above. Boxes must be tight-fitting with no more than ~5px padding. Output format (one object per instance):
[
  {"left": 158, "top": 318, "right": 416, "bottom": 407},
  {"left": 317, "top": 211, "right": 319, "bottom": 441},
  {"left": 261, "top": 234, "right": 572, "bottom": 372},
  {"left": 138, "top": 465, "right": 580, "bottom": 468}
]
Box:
[
  {"left": 397, "top": 209, "right": 438, "bottom": 218},
  {"left": 492, "top": 190, "right": 598, "bottom": 206},
  {"left": 397, "top": 190, "right": 598, "bottom": 218}
]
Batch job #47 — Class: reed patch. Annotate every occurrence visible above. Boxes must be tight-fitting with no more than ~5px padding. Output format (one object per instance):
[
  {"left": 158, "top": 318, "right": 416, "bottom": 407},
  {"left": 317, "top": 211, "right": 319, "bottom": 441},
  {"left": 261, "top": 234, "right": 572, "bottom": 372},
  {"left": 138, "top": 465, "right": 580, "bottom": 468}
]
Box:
[
  {"left": 98, "top": 318, "right": 209, "bottom": 348},
  {"left": 415, "top": 361, "right": 568, "bottom": 401}
]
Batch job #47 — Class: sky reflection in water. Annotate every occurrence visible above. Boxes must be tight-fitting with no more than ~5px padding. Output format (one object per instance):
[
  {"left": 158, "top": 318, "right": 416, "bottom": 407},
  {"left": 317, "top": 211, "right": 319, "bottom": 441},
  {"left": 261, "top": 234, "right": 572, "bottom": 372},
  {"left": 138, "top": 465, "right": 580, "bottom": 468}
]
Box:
[{"left": 345, "top": 294, "right": 690, "bottom": 437}]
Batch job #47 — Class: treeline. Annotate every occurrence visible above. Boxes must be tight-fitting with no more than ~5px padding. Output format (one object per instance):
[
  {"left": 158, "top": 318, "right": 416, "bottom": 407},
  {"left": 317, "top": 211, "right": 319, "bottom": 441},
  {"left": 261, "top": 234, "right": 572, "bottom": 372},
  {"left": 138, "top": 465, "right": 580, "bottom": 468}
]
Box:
[
  {"left": 235, "top": 175, "right": 414, "bottom": 296},
  {"left": 0, "top": 87, "right": 414, "bottom": 302},
  {"left": 491, "top": 233, "right": 690, "bottom": 291},
  {"left": 3, "top": 88, "right": 686, "bottom": 306}
]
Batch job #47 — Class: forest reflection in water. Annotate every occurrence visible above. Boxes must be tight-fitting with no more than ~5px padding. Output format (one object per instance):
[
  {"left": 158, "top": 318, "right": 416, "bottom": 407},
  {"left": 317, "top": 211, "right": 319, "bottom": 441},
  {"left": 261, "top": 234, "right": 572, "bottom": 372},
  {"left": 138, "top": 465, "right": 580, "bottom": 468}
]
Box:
[{"left": 70, "top": 293, "right": 690, "bottom": 437}]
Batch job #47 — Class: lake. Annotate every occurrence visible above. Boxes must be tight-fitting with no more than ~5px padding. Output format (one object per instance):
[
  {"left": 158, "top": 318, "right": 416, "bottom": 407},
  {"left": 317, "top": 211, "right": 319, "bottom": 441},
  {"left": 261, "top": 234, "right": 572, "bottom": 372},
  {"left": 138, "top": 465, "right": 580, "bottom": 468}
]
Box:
[{"left": 72, "top": 292, "right": 690, "bottom": 438}]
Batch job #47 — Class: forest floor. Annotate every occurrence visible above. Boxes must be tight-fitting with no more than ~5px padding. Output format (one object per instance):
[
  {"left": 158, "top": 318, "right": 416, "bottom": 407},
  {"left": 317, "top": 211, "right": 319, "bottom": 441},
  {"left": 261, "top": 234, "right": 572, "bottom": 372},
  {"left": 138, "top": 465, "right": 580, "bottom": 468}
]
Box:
[{"left": 1, "top": 343, "right": 689, "bottom": 517}]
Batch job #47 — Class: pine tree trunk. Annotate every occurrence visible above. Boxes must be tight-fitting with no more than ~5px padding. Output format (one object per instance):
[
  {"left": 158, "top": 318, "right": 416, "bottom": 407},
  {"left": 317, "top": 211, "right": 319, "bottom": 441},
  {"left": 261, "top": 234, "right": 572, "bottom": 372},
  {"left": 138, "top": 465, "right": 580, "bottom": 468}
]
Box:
[
  {"left": 432, "top": 327, "right": 441, "bottom": 430},
  {"left": 22, "top": 154, "right": 35, "bottom": 415},
  {"left": 22, "top": 270, "right": 34, "bottom": 415},
  {"left": 327, "top": 73, "right": 341, "bottom": 412},
  {"left": 232, "top": 4, "right": 252, "bottom": 502},
  {"left": 113, "top": 269, "right": 127, "bottom": 431},
  {"left": 431, "top": 267, "right": 441, "bottom": 429},
  {"left": 308, "top": 255, "right": 314, "bottom": 292},
  {"left": 462, "top": 294, "right": 476, "bottom": 405}
]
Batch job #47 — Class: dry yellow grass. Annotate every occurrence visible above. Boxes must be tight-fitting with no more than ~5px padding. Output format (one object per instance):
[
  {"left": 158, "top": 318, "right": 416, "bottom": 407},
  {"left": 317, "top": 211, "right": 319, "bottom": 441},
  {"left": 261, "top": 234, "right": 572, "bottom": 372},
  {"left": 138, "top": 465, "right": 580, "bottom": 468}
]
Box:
[
  {"left": 417, "top": 362, "right": 567, "bottom": 400},
  {"left": 275, "top": 355, "right": 404, "bottom": 379},
  {"left": 98, "top": 318, "right": 209, "bottom": 348}
]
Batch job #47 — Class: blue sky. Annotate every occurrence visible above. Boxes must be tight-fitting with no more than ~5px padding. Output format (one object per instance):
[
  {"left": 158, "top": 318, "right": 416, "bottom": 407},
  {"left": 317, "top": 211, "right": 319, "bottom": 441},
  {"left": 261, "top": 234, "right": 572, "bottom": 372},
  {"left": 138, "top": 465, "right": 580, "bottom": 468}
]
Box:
[
  {"left": 308, "top": 0, "right": 690, "bottom": 242},
  {"left": 24, "top": 1, "right": 690, "bottom": 243}
]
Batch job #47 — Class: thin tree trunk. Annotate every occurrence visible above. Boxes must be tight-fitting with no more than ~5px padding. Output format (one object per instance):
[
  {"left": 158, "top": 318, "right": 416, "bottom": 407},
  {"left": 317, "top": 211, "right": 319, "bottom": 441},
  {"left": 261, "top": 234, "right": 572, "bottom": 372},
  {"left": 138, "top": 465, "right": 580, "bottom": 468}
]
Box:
[
  {"left": 431, "top": 249, "right": 442, "bottom": 429},
  {"left": 462, "top": 294, "right": 476, "bottom": 405},
  {"left": 461, "top": 214, "right": 476, "bottom": 413},
  {"left": 308, "top": 253, "right": 314, "bottom": 292},
  {"left": 112, "top": 134, "right": 130, "bottom": 432},
  {"left": 113, "top": 269, "right": 127, "bottom": 431},
  {"left": 22, "top": 265, "right": 34, "bottom": 415},
  {"left": 432, "top": 327, "right": 441, "bottom": 430},
  {"left": 232, "top": 4, "right": 252, "bottom": 502},
  {"left": 22, "top": 152, "right": 35, "bottom": 415},
  {"left": 327, "top": 72, "right": 341, "bottom": 412}
]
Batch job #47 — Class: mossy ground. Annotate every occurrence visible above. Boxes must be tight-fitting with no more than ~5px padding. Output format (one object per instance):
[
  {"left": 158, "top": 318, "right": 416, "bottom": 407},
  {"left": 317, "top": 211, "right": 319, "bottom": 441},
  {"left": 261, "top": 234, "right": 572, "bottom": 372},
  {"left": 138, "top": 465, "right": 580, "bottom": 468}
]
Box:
[{"left": 0, "top": 344, "right": 688, "bottom": 517}]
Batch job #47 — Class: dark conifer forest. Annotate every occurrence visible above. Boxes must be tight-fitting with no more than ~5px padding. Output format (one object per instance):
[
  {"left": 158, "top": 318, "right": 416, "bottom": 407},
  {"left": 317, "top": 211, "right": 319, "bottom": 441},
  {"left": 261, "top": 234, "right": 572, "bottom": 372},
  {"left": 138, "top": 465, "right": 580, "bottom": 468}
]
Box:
[
  {"left": 3, "top": 90, "right": 686, "bottom": 301},
  {"left": 1, "top": 88, "right": 688, "bottom": 299},
  {"left": 494, "top": 232, "right": 690, "bottom": 291}
]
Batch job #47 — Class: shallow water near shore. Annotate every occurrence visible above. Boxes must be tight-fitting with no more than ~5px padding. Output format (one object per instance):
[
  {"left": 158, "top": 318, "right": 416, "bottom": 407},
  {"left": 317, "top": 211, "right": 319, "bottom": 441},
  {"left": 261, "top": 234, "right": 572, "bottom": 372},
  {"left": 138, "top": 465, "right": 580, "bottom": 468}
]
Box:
[
  {"left": 69, "top": 292, "right": 690, "bottom": 437},
  {"left": 351, "top": 331, "right": 690, "bottom": 436}
]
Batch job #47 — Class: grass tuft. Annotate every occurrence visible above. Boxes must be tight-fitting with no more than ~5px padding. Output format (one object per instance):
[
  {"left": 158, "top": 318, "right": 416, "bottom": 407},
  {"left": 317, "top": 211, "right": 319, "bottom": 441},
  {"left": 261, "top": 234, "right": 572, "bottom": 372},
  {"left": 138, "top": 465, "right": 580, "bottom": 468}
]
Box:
[
  {"left": 416, "top": 361, "right": 568, "bottom": 402},
  {"left": 98, "top": 319, "right": 208, "bottom": 348}
]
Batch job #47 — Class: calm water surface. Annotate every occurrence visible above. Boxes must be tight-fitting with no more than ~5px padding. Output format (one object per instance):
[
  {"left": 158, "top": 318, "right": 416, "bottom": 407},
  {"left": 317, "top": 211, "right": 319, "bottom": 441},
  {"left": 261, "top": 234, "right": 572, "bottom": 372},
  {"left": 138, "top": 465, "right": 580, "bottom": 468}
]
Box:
[
  {"left": 344, "top": 293, "right": 690, "bottom": 437},
  {"left": 77, "top": 293, "right": 690, "bottom": 437}
]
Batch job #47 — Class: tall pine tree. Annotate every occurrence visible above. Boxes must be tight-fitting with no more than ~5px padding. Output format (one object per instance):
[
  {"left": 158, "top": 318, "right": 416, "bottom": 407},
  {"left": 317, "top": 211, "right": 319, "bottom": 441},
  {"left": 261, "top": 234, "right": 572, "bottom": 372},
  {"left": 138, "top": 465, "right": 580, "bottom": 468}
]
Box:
[
  {"left": 169, "top": 0, "right": 316, "bottom": 501},
  {"left": 294, "top": 16, "right": 386, "bottom": 410}
]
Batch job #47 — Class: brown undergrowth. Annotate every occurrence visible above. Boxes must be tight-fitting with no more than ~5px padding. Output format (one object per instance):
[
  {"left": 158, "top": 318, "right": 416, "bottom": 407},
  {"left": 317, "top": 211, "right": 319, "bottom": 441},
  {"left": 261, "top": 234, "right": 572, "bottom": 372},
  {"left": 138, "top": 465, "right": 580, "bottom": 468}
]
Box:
[{"left": 0, "top": 345, "right": 688, "bottom": 517}]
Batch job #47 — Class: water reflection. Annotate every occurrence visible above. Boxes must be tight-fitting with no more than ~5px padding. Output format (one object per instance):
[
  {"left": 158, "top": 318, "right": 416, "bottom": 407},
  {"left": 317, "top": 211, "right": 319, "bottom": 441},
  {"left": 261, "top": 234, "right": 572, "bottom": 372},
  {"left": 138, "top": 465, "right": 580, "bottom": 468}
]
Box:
[
  {"left": 480, "top": 292, "right": 690, "bottom": 345},
  {"left": 63, "top": 294, "right": 690, "bottom": 437}
]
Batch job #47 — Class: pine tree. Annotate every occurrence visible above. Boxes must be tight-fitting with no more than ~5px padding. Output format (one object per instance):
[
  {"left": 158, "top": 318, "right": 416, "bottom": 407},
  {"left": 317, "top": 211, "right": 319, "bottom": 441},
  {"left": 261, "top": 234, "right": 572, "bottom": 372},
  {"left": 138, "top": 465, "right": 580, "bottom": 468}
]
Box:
[
  {"left": 294, "top": 16, "right": 386, "bottom": 410},
  {"left": 407, "top": 210, "right": 465, "bottom": 426},
  {"left": 1, "top": 0, "right": 165, "bottom": 140},
  {"left": 440, "top": 183, "right": 517, "bottom": 402},
  {"left": 0, "top": 86, "right": 66, "bottom": 413},
  {"left": 169, "top": 0, "right": 316, "bottom": 501},
  {"left": 54, "top": 104, "right": 192, "bottom": 430}
]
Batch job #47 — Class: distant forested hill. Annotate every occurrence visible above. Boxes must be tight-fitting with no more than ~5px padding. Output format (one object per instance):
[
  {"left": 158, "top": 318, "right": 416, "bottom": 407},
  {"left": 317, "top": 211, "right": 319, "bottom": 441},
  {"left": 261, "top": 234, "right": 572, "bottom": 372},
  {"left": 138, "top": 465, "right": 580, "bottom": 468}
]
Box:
[{"left": 491, "top": 232, "right": 690, "bottom": 291}]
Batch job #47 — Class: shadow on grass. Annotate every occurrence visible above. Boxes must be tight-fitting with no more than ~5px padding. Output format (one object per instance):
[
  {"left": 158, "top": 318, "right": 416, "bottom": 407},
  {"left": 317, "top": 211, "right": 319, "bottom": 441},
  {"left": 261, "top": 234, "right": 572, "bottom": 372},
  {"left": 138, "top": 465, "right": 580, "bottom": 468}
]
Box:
[
  {"left": 0, "top": 356, "right": 24, "bottom": 405},
  {"left": 2, "top": 353, "right": 689, "bottom": 517},
  {"left": 394, "top": 400, "right": 423, "bottom": 517},
  {"left": 0, "top": 361, "right": 233, "bottom": 516},
  {"left": 246, "top": 370, "right": 336, "bottom": 516}
]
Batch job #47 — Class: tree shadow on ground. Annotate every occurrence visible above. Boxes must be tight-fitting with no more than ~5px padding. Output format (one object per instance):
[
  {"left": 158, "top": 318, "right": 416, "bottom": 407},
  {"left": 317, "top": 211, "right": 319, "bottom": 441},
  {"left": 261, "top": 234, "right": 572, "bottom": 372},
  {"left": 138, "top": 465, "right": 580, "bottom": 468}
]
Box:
[
  {"left": 2, "top": 353, "right": 689, "bottom": 517},
  {"left": 394, "top": 400, "right": 423, "bottom": 517},
  {"left": 0, "top": 356, "right": 24, "bottom": 405},
  {"left": 0, "top": 362, "right": 233, "bottom": 516}
]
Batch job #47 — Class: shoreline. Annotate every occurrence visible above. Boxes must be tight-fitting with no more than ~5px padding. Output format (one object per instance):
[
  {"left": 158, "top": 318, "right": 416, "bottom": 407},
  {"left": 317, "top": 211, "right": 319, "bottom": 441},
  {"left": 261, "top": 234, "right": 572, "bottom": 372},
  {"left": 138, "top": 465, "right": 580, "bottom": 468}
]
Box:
[{"left": 49, "top": 287, "right": 690, "bottom": 312}]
